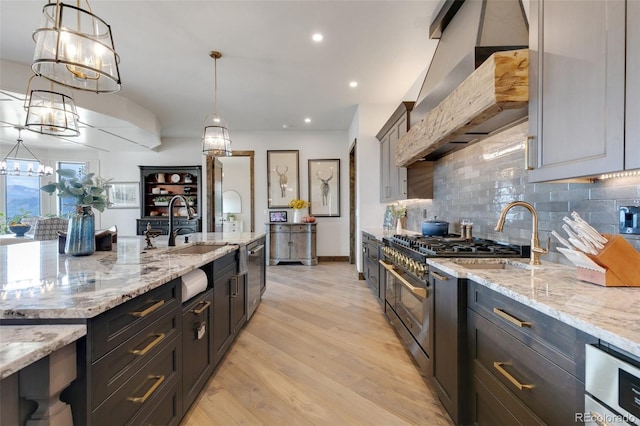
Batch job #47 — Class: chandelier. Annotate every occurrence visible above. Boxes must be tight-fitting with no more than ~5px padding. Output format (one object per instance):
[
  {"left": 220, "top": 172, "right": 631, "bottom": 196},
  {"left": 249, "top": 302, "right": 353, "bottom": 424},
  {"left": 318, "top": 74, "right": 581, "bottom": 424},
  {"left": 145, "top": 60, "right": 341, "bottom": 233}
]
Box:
[
  {"left": 23, "top": 74, "right": 80, "bottom": 137},
  {"left": 1, "top": 127, "right": 53, "bottom": 177},
  {"left": 31, "top": 0, "right": 121, "bottom": 94},
  {"left": 202, "top": 51, "right": 232, "bottom": 157}
]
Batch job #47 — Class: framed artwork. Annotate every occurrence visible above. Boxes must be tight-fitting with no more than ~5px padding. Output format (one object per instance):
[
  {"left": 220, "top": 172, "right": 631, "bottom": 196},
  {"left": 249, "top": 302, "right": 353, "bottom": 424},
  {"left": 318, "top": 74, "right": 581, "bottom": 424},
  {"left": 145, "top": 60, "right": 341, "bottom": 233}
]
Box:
[
  {"left": 269, "top": 211, "right": 288, "bottom": 222},
  {"left": 308, "top": 159, "right": 340, "bottom": 217},
  {"left": 106, "top": 182, "right": 140, "bottom": 209},
  {"left": 267, "top": 150, "right": 299, "bottom": 208}
]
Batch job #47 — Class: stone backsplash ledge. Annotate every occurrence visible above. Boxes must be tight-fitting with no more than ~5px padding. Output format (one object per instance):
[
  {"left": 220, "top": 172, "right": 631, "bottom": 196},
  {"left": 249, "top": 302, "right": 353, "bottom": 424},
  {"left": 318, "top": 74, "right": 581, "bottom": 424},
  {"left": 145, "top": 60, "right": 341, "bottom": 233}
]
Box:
[{"left": 398, "top": 121, "right": 640, "bottom": 264}]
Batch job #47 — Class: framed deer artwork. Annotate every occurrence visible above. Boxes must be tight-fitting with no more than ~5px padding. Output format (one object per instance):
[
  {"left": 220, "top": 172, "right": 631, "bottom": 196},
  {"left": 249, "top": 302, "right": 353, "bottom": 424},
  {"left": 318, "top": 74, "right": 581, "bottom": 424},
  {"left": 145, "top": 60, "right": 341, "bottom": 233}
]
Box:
[
  {"left": 308, "top": 159, "right": 340, "bottom": 217},
  {"left": 267, "top": 150, "right": 299, "bottom": 208}
]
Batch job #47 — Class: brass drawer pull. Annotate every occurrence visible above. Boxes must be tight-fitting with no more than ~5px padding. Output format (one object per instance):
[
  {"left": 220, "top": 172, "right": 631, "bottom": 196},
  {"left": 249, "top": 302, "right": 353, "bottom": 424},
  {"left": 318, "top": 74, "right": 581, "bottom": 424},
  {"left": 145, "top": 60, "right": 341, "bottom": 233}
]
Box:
[
  {"left": 493, "top": 308, "right": 532, "bottom": 328},
  {"left": 431, "top": 271, "right": 448, "bottom": 281},
  {"left": 130, "top": 333, "right": 165, "bottom": 356},
  {"left": 191, "top": 300, "right": 211, "bottom": 315},
  {"left": 130, "top": 300, "right": 165, "bottom": 318},
  {"left": 493, "top": 362, "right": 534, "bottom": 391},
  {"left": 127, "top": 375, "right": 165, "bottom": 403}
]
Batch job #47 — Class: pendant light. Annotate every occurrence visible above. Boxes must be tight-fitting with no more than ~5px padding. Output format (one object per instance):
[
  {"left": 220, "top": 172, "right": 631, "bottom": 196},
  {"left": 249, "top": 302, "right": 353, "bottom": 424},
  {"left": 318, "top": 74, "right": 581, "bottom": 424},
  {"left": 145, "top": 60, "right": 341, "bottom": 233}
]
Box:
[
  {"left": 0, "top": 127, "right": 53, "bottom": 177},
  {"left": 31, "top": 0, "right": 121, "bottom": 94},
  {"left": 23, "top": 74, "right": 80, "bottom": 137},
  {"left": 202, "top": 51, "right": 232, "bottom": 157}
]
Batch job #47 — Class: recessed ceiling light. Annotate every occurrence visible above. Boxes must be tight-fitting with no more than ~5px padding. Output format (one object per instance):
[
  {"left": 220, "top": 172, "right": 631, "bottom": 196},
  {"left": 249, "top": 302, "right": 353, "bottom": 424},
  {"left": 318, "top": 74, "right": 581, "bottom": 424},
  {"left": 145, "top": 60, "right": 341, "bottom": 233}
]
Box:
[
  {"left": 304, "top": 118, "right": 311, "bottom": 124},
  {"left": 349, "top": 81, "right": 358, "bottom": 88},
  {"left": 312, "top": 33, "right": 323, "bottom": 42}
]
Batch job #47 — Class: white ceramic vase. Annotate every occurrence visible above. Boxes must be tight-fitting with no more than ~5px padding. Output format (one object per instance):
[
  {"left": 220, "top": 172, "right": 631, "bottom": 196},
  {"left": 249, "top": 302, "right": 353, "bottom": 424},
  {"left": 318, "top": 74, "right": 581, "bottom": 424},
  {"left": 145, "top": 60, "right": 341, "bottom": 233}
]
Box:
[{"left": 293, "top": 208, "right": 307, "bottom": 223}]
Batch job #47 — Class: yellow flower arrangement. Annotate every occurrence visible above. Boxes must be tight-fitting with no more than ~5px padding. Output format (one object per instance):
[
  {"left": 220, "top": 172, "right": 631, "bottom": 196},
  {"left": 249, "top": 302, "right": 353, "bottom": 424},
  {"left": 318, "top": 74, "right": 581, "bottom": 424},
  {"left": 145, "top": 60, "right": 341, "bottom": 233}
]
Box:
[{"left": 288, "top": 198, "right": 311, "bottom": 209}]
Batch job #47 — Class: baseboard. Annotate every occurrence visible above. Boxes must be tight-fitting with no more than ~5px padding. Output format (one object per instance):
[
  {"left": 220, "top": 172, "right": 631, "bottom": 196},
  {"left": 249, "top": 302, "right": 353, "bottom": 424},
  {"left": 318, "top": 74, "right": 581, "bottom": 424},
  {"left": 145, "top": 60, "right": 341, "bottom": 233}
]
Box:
[{"left": 317, "top": 256, "right": 350, "bottom": 262}]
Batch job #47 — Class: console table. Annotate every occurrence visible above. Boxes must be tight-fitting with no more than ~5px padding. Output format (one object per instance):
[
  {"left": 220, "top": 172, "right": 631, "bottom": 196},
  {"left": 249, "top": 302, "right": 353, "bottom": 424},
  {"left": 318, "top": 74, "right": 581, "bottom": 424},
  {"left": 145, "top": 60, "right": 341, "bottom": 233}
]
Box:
[{"left": 266, "top": 223, "right": 317, "bottom": 266}]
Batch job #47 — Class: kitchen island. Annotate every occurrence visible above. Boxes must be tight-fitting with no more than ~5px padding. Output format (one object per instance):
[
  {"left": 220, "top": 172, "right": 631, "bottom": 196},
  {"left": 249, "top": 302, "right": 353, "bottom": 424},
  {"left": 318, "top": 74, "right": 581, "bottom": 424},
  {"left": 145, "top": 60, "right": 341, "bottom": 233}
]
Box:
[{"left": 0, "top": 232, "right": 265, "bottom": 426}]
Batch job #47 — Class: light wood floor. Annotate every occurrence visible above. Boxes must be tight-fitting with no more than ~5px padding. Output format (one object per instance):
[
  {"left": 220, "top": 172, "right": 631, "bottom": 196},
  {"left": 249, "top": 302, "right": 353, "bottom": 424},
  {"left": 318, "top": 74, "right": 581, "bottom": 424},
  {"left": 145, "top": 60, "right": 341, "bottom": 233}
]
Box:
[{"left": 182, "top": 262, "right": 453, "bottom": 426}]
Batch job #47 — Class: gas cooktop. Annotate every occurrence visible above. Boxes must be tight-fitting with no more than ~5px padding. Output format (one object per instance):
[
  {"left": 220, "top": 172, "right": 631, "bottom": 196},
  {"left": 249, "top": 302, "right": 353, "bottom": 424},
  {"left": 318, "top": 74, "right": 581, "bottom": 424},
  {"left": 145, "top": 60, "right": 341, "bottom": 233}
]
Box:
[{"left": 386, "top": 234, "right": 530, "bottom": 259}]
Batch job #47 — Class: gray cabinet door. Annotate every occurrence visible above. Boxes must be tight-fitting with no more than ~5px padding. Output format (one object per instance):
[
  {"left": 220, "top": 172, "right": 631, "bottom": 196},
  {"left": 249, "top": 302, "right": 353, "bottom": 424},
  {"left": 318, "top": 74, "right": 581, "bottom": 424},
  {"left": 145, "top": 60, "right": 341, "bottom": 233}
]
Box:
[
  {"left": 627, "top": 0, "right": 640, "bottom": 170},
  {"left": 529, "top": 0, "right": 625, "bottom": 182},
  {"left": 389, "top": 115, "right": 408, "bottom": 199},
  {"left": 379, "top": 132, "right": 392, "bottom": 202}
]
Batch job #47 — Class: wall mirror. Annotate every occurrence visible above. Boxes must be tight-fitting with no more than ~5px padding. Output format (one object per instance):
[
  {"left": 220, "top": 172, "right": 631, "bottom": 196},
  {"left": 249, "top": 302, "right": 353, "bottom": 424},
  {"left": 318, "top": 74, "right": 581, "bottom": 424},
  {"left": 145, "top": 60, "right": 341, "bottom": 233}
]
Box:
[
  {"left": 223, "top": 190, "right": 242, "bottom": 214},
  {"left": 207, "top": 150, "right": 255, "bottom": 232}
]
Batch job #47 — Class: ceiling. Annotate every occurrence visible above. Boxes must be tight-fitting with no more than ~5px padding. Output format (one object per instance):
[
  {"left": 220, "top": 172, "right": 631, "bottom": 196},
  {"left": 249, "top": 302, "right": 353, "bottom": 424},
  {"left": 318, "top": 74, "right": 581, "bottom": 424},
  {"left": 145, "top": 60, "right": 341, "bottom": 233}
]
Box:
[{"left": 0, "top": 0, "right": 441, "bottom": 152}]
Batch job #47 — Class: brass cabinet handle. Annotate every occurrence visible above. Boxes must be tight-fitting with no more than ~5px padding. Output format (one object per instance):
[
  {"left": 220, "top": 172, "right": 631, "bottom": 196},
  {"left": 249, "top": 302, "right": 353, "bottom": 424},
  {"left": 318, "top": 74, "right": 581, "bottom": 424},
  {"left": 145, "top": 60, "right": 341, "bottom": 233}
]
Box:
[
  {"left": 130, "top": 333, "right": 165, "bottom": 356},
  {"left": 493, "top": 307, "right": 532, "bottom": 328},
  {"left": 431, "top": 271, "right": 448, "bottom": 281},
  {"left": 191, "top": 300, "right": 211, "bottom": 315},
  {"left": 379, "top": 260, "right": 427, "bottom": 299},
  {"left": 130, "top": 300, "right": 165, "bottom": 318},
  {"left": 525, "top": 136, "right": 535, "bottom": 170},
  {"left": 127, "top": 375, "right": 165, "bottom": 403},
  {"left": 589, "top": 411, "right": 612, "bottom": 426},
  {"left": 493, "top": 362, "right": 534, "bottom": 391}
]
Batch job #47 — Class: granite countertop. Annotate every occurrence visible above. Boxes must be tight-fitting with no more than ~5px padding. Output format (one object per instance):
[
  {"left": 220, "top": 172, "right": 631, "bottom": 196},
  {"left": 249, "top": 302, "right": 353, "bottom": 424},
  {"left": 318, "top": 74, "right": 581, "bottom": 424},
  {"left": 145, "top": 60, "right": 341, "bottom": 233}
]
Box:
[
  {"left": 428, "top": 257, "right": 640, "bottom": 358},
  {"left": 0, "top": 232, "right": 265, "bottom": 320},
  {"left": 0, "top": 324, "right": 86, "bottom": 379}
]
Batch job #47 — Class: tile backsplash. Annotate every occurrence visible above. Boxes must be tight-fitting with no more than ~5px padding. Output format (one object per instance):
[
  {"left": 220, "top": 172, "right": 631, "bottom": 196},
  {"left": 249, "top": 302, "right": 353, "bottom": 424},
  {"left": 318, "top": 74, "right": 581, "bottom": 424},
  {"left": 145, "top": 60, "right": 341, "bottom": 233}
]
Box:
[{"left": 397, "top": 121, "right": 640, "bottom": 264}]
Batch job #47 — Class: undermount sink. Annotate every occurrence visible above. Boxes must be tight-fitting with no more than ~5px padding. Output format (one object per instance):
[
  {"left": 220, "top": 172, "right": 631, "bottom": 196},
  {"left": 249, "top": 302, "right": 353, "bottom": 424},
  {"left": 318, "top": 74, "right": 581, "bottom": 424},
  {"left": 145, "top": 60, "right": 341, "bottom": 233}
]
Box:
[
  {"left": 167, "top": 243, "right": 228, "bottom": 255},
  {"left": 453, "top": 259, "right": 536, "bottom": 271}
]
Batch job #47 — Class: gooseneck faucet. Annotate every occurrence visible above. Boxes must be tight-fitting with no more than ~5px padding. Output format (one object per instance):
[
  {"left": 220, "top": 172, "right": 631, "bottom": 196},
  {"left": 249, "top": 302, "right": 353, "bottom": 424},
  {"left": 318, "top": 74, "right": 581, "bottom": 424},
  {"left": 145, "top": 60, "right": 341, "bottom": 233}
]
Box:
[
  {"left": 168, "top": 195, "right": 193, "bottom": 246},
  {"left": 495, "top": 201, "right": 549, "bottom": 265}
]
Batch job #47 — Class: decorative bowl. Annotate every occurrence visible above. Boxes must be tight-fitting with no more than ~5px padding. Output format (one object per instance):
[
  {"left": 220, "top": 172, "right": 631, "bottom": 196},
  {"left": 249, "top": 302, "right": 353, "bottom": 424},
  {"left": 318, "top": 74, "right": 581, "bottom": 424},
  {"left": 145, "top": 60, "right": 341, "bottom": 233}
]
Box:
[{"left": 9, "top": 224, "right": 31, "bottom": 237}]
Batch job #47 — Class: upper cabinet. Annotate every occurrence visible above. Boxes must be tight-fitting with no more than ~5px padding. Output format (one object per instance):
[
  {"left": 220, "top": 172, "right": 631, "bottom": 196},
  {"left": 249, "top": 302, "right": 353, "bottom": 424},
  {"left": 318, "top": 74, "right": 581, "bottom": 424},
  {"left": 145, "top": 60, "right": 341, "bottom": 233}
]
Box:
[
  {"left": 528, "top": 0, "right": 631, "bottom": 182},
  {"left": 627, "top": 0, "right": 640, "bottom": 170},
  {"left": 378, "top": 102, "right": 433, "bottom": 202}
]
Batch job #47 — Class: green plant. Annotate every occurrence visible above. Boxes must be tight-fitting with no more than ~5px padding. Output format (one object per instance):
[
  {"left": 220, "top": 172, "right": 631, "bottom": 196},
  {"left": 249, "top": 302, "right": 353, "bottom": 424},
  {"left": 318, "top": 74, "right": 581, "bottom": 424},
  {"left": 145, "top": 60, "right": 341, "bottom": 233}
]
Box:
[
  {"left": 7, "top": 208, "right": 32, "bottom": 225},
  {"left": 41, "top": 169, "right": 112, "bottom": 212},
  {"left": 153, "top": 196, "right": 170, "bottom": 203}
]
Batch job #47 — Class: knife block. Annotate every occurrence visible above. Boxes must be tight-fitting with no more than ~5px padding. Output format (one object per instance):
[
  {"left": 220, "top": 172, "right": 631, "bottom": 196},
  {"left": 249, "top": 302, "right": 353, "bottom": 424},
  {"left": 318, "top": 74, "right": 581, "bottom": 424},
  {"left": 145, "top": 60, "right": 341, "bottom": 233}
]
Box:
[{"left": 584, "top": 234, "right": 640, "bottom": 286}]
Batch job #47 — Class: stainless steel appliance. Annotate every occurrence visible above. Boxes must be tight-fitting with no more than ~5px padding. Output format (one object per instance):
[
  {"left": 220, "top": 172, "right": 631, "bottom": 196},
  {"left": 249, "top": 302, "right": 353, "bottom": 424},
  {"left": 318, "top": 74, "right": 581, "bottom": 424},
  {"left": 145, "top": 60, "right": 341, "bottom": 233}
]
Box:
[
  {"left": 585, "top": 344, "right": 640, "bottom": 425},
  {"left": 246, "top": 238, "right": 265, "bottom": 320},
  {"left": 380, "top": 234, "right": 530, "bottom": 377}
]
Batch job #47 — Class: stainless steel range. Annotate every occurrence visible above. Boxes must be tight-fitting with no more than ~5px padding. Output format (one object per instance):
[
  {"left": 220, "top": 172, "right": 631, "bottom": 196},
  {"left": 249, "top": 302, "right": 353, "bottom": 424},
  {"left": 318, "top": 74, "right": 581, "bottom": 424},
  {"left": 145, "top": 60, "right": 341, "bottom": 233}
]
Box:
[{"left": 380, "top": 234, "right": 530, "bottom": 377}]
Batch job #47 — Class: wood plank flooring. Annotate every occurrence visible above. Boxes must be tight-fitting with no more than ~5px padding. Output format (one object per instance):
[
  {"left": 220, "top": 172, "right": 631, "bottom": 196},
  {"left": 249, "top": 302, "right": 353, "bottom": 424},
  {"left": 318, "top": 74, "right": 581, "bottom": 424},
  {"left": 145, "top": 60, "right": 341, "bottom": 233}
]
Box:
[{"left": 182, "top": 262, "right": 453, "bottom": 426}]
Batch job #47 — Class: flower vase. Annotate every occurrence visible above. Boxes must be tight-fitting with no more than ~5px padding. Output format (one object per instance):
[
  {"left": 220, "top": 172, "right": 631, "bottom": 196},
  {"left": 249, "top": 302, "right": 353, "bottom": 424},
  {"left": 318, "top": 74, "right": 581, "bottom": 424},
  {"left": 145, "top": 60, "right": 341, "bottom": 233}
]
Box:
[
  {"left": 396, "top": 218, "right": 403, "bottom": 233},
  {"left": 66, "top": 205, "right": 96, "bottom": 256},
  {"left": 293, "top": 208, "right": 307, "bottom": 223}
]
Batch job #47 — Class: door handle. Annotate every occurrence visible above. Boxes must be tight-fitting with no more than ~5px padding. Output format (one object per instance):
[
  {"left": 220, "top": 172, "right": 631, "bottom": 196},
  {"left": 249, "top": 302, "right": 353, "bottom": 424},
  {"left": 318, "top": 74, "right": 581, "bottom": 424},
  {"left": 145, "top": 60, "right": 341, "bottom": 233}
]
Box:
[{"left": 379, "top": 260, "right": 427, "bottom": 298}]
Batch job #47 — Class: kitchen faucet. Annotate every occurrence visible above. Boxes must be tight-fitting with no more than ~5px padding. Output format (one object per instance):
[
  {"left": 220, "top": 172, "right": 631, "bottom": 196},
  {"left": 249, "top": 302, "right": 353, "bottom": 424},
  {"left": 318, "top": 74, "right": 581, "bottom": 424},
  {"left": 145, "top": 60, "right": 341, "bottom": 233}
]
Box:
[
  {"left": 168, "top": 195, "right": 193, "bottom": 247},
  {"left": 495, "top": 201, "right": 549, "bottom": 265}
]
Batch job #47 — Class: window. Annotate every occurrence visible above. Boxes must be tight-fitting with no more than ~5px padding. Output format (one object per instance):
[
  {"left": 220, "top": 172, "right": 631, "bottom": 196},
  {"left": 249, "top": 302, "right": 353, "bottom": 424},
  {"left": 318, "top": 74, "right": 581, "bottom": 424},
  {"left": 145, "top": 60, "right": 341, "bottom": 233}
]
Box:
[
  {"left": 57, "top": 161, "right": 86, "bottom": 217},
  {"left": 4, "top": 160, "right": 42, "bottom": 222}
]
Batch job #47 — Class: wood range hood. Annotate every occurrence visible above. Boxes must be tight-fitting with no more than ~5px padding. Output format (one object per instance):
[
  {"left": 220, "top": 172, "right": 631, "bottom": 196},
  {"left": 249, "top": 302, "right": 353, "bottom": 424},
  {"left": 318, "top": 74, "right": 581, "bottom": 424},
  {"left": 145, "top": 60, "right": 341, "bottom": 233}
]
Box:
[{"left": 396, "top": 0, "right": 529, "bottom": 167}]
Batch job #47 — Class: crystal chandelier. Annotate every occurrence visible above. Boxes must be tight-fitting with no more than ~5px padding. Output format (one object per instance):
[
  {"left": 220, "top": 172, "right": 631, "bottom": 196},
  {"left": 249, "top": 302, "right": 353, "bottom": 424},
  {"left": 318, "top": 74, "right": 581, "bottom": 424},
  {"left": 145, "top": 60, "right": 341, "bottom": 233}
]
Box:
[
  {"left": 202, "top": 51, "right": 232, "bottom": 157},
  {"left": 0, "top": 127, "right": 54, "bottom": 177},
  {"left": 31, "top": 0, "right": 121, "bottom": 93},
  {"left": 23, "top": 74, "right": 80, "bottom": 137}
]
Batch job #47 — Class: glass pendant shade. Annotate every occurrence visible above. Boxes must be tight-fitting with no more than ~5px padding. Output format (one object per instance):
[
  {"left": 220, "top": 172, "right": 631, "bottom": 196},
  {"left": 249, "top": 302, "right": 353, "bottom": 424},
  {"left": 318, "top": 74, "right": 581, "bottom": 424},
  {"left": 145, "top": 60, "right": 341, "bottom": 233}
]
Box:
[
  {"left": 0, "top": 128, "right": 54, "bottom": 177},
  {"left": 202, "top": 115, "right": 232, "bottom": 156},
  {"left": 32, "top": 1, "right": 121, "bottom": 93},
  {"left": 24, "top": 75, "right": 80, "bottom": 137}
]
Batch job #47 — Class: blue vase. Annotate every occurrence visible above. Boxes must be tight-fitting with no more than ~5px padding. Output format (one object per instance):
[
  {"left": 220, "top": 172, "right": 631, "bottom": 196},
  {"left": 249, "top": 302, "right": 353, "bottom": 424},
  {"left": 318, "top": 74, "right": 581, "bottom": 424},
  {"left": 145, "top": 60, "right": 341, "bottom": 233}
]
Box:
[{"left": 65, "top": 205, "right": 95, "bottom": 256}]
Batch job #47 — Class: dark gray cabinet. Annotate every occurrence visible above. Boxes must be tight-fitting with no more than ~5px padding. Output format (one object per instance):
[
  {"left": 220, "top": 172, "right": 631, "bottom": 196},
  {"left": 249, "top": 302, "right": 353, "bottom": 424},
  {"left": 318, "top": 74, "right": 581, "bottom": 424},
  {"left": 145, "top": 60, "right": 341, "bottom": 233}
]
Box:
[
  {"left": 267, "top": 223, "right": 317, "bottom": 265},
  {"left": 65, "top": 278, "right": 182, "bottom": 426},
  {"left": 466, "top": 280, "right": 597, "bottom": 425},
  {"left": 430, "top": 267, "right": 467, "bottom": 425},
  {"left": 212, "top": 251, "right": 246, "bottom": 366},
  {"left": 361, "top": 232, "right": 382, "bottom": 306},
  {"left": 528, "top": 0, "right": 628, "bottom": 181},
  {"left": 137, "top": 165, "right": 202, "bottom": 235},
  {"left": 182, "top": 288, "right": 214, "bottom": 414}
]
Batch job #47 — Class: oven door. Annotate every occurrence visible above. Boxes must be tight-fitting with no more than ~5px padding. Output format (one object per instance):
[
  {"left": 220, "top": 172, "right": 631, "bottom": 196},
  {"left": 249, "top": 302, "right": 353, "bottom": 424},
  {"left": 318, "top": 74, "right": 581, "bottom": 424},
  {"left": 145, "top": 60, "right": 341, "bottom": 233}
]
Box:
[{"left": 379, "top": 260, "right": 432, "bottom": 375}]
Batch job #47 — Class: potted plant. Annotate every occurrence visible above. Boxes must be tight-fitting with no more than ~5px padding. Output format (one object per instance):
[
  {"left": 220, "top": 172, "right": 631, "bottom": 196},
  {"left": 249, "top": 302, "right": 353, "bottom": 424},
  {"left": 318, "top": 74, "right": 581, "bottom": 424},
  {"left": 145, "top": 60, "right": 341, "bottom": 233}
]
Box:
[
  {"left": 185, "top": 195, "right": 195, "bottom": 206},
  {"left": 153, "top": 196, "right": 170, "bottom": 206},
  {"left": 41, "top": 169, "right": 112, "bottom": 255},
  {"left": 6, "top": 209, "right": 32, "bottom": 236},
  {"left": 288, "top": 198, "right": 311, "bottom": 223}
]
